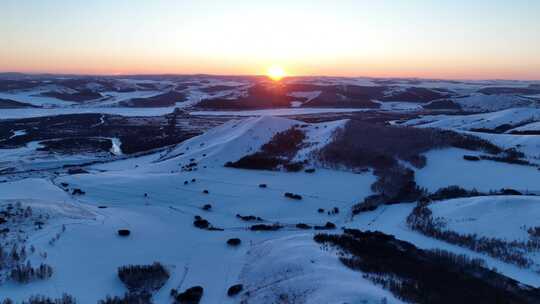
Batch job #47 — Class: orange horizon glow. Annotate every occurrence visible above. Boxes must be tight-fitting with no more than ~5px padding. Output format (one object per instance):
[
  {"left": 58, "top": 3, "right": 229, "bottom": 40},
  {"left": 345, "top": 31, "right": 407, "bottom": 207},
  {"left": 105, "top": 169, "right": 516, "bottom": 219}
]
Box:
[{"left": 2, "top": 63, "right": 539, "bottom": 81}]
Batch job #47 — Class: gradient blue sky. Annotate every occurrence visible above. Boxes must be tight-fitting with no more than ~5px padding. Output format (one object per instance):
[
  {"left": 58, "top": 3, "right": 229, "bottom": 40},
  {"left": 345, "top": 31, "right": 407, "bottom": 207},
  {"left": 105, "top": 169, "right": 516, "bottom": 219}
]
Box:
[{"left": 1, "top": 0, "right": 539, "bottom": 79}]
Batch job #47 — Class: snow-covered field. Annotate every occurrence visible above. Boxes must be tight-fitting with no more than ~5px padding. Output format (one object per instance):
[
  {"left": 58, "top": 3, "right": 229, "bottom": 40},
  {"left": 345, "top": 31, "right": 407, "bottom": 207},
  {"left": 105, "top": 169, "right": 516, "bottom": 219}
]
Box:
[
  {"left": 415, "top": 148, "right": 540, "bottom": 192},
  {"left": 2, "top": 75, "right": 540, "bottom": 302},
  {"left": 0, "top": 117, "right": 386, "bottom": 303},
  {"left": 403, "top": 108, "right": 540, "bottom": 131},
  {"left": 0, "top": 107, "right": 178, "bottom": 120}
]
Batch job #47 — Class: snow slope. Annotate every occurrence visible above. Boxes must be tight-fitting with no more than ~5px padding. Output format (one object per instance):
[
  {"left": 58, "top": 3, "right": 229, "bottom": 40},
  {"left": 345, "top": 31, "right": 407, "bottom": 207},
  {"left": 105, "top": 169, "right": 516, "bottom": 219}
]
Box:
[
  {"left": 0, "top": 116, "right": 380, "bottom": 303},
  {"left": 429, "top": 196, "right": 540, "bottom": 242},
  {"left": 453, "top": 94, "right": 536, "bottom": 112},
  {"left": 404, "top": 108, "right": 540, "bottom": 131},
  {"left": 240, "top": 234, "right": 403, "bottom": 303},
  {"left": 415, "top": 148, "right": 540, "bottom": 192}
]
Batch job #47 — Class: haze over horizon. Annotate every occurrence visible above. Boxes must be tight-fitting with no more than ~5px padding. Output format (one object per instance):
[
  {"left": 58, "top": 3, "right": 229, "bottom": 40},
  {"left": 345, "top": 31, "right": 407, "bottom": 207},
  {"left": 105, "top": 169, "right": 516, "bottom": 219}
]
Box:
[{"left": 2, "top": 0, "right": 540, "bottom": 80}]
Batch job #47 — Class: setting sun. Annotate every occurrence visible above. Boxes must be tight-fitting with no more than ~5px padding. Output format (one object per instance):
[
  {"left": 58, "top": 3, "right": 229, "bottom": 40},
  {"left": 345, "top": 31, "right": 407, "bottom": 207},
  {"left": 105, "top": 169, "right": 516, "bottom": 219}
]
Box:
[{"left": 267, "top": 66, "right": 286, "bottom": 81}]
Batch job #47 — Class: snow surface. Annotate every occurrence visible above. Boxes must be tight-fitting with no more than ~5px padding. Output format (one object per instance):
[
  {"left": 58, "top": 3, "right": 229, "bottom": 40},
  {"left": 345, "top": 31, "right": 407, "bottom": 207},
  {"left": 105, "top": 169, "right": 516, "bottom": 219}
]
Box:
[
  {"left": 453, "top": 94, "right": 536, "bottom": 112},
  {"left": 240, "top": 234, "right": 403, "bottom": 303},
  {"left": 0, "top": 107, "right": 177, "bottom": 120},
  {"left": 403, "top": 108, "right": 540, "bottom": 131},
  {"left": 189, "top": 107, "right": 369, "bottom": 117},
  {"left": 0, "top": 90, "right": 77, "bottom": 107},
  {"left": 0, "top": 116, "right": 381, "bottom": 303},
  {"left": 429, "top": 195, "right": 540, "bottom": 242},
  {"left": 415, "top": 148, "right": 540, "bottom": 192}
]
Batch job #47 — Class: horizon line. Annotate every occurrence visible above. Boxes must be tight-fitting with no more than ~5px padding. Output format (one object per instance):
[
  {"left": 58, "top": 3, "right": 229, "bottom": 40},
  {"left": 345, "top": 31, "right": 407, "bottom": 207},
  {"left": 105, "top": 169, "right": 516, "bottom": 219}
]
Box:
[{"left": 1, "top": 71, "right": 539, "bottom": 83}]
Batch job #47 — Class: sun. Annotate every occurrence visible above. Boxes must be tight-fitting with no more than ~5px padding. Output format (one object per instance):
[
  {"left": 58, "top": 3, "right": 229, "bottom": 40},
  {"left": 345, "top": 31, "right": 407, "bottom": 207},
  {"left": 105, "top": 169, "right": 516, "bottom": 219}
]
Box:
[{"left": 267, "top": 65, "right": 286, "bottom": 81}]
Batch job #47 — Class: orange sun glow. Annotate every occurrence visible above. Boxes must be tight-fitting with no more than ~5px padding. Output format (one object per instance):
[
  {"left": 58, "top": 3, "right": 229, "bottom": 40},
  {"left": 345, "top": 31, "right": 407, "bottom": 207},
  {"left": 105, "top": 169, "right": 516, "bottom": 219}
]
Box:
[{"left": 267, "top": 66, "right": 286, "bottom": 81}]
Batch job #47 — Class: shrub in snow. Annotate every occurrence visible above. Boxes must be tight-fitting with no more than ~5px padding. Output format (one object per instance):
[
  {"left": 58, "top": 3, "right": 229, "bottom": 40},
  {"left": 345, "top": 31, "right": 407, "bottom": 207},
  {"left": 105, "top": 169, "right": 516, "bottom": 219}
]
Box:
[
  {"left": 193, "top": 218, "right": 210, "bottom": 229},
  {"left": 227, "top": 238, "right": 241, "bottom": 246},
  {"left": 98, "top": 293, "right": 151, "bottom": 304},
  {"left": 118, "top": 229, "right": 131, "bottom": 237},
  {"left": 463, "top": 155, "right": 480, "bottom": 161},
  {"left": 296, "top": 223, "right": 312, "bottom": 229},
  {"left": 314, "top": 222, "right": 336, "bottom": 230},
  {"left": 174, "top": 286, "right": 204, "bottom": 304},
  {"left": 284, "top": 162, "right": 304, "bottom": 172},
  {"left": 284, "top": 192, "right": 302, "bottom": 200},
  {"left": 304, "top": 168, "right": 316, "bottom": 173},
  {"left": 202, "top": 204, "right": 212, "bottom": 211},
  {"left": 250, "top": 224, "right": 283, "bottom": 231},
  {"left": 236, "top": 214, "right": 263, "bottom": 222},
  {"left": 500, "top": 188, "right": 522, "bottom": 195},
  {"left": 67, "top": 168, "right": 88, "bottom": 175},
  {"left": 10, "top": 262, "right": 53, "bottom": 283},
  {"left": 317, "top": 208, "right": 325, "bottom": 213},
  {"left": 202, "top": 190, "right": 209, "bottom": 194},
  {"left": 227, "top": 284, "right": 243, "bottom": 296},
  {"left": 7, "top": 293, "right": 76, "bottom": 304},
  {"left": 528, "top": 227, "right": 540, "bottom": 240},
  {"left": 258, "top": 183, "right": 267, "bottom": 188},
  {"left": 71, "top": 188, "right": 85, "bottom": 195},
  {"left": 117, "top": 262, "right": 169, "bottom": 293}
]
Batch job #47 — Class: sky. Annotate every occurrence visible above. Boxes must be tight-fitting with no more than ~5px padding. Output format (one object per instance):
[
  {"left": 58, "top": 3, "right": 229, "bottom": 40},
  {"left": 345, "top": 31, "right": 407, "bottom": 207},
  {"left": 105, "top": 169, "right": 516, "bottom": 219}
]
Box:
[{"left": 1, "top": 0, "right": 539, "bottom": 80}]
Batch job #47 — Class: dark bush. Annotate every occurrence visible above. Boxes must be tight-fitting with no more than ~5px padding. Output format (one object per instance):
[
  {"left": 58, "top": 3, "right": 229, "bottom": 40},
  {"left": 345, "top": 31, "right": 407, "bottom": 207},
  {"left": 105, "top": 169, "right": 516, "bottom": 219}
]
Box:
[
  {"left": 236, "top": 214, "right": 263, "bottom": 222},
  {"left": 67, "top": 168, "right": 88, "bottom": 175},
  {"left": 71, "top": 189, "right": 85, "bottom": 195},
  {"left": 174, "top": 286, "right": 204, "bottom": 304},
  {"left": 463, "top": 155, "right": 480, "bottom": 161},
  {"left": 202, "top": 204, "right": 212, "bottom": 211},
  {"left": 17, "top": 294, "right": 77, "bottom": 304},
  {"left": 11, "top": 263, "right": 53, "bottom": 283},
  {"left": 98, "top": 293, "right": 151, "bottom": 304},
  {"left": 250, "top": 224, "right": 283, "bottom": 231},
  {"left": 118, "top": 229, "right": 131, "bottom": 237},
  {"left": 117, "top": 262, "right": 169, "bottom": 293},
  {"left": 202, "top": 190, "right": 209, "bottom": 194},
  {"left": 296, "top": 223, "right": 312, "bottom": 229},
  {"left": 227, "top": 284, "right": 243, "bottom": 297},
  {"left": 193, "top": 219, "right": 210, "bottom": 229},
  {"left": 317, "top": 208, "right": 325, "bottom": 213},
  {"left": 227, "top": 238, "right": 241, "bottom": 246},
  {"left": 428, "top": 185, "right": 482, "bottom": 201},
  {"left": 284, "top": 192, "right": 302, "bottom": 200},
  {"left": 284, "top": 162, "right": 304, "bottom": 172},
  {"left": 304, "top": 168, "right": 316, "bottom": 173},
  {"left": 501, "top": 188, "right": 523, "bottom": 195},
  {"left": 314, "top": 222, "right": 336, "bottom": 230},
  {"left": 258, "top": 183, "right": 267, "bottom": 188}
]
